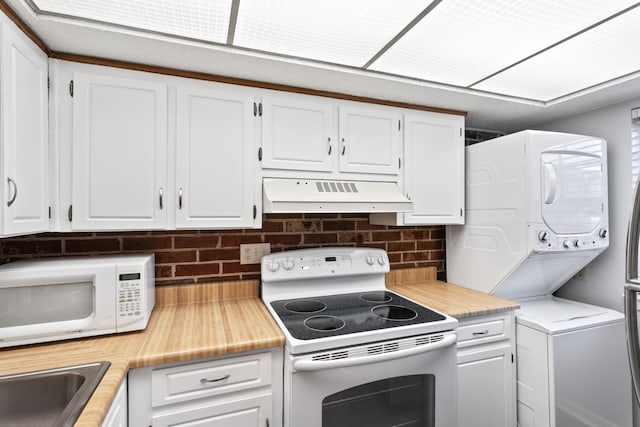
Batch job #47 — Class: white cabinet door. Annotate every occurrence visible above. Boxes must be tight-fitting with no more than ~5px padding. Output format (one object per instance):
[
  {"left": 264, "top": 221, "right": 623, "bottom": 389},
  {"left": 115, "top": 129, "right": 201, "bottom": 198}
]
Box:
[
  {"left": 1, "top": 16, "right": 49, "bottom": 236},
  {"left": 457, "top": 345, "right": 512, "bottom": 427},
  {"left": 101, "top": 379, "right": 127, "bottom": 427},
  {"left": 176, "top": 85, "right": 258, "bottom": 229},
  {"left": 338, "top": 105, "right": 401, "bottom": 175},
  {"left": 261, "top": 95, "right": 335, "bottom": 172},
  {"left": 403, "top": 112, "right": 464, "bottom": 224},
  {"left": 71, "top": 72, "right": 168, "bottom": 230}
]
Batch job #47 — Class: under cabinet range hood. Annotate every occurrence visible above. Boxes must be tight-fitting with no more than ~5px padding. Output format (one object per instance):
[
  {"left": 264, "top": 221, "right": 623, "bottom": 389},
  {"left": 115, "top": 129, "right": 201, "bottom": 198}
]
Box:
[{"left": 263, "top": 178, "right": 412, "bottom": 213}]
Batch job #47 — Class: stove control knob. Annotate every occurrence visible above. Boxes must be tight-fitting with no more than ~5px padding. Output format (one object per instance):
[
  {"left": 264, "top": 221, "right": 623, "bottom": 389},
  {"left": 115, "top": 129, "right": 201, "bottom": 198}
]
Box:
[
  {"left": 377, "top": 256, "right": 386, "bottom": 266},
  {"left": 365, "top": 255, "right": 375, "bottom": 265},
  {"left": 538, "top": 231, "right": 548, "bottom": 242},
  {"left": 563, "top": 240, "right": 571, "bottom": 249},
  {"left": 599, "top": 228, "right": 608, "bottom": 239},
  {"left": 267, "top": 260, "right": 280, "bottom": 272},
  {"left": 282, "top": 258, "right": 295, "bottom": 271}
]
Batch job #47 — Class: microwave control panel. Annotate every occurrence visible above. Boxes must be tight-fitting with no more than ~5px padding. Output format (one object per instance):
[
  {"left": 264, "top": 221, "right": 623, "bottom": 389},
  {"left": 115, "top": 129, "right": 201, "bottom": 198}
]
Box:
[{"left": 117, "top": 272, "right": 142, "bottom": 317}]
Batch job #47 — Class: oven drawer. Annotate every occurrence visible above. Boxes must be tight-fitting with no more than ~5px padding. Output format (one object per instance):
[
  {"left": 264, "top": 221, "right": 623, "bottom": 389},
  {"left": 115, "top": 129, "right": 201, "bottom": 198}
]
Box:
[
  {"left": 151, "top": 351, "right": 272, "bottom": 407},
  {"left": 457, "top": 315, "right": 510, "bottom": 346}
]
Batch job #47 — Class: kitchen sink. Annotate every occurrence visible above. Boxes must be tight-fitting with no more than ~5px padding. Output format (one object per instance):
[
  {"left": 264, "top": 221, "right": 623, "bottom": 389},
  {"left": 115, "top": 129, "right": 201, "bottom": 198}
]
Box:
[{"left": 0, "top": 361, "right": 110, "bottom": 427}]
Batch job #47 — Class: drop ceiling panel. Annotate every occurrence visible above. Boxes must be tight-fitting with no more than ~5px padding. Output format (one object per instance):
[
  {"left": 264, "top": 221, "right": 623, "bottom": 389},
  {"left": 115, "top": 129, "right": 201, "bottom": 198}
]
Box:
[
  {"left": 473, "top": 6, "right": 640, "bottom": 101},
  {"left": 30, "top": 0, "right": 232, "bottom": 43},
  {"left": 369, "top": 0, "right": 639, "bottom": 88},
  {"left": 233, "top": 0, "right": 431, "bottom": 67}
]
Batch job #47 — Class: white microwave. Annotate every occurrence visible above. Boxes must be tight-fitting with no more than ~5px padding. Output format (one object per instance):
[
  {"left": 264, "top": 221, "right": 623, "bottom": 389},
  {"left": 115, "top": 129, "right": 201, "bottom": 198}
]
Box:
[{"left": 0, "top": 254, "right": 155, "bottom": 348}]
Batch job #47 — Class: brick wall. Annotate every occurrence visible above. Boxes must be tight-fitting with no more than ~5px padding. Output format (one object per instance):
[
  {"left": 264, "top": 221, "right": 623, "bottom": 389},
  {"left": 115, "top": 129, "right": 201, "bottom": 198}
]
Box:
[{"left": 0, "top": 214, "right": 446, "bottom": 285}]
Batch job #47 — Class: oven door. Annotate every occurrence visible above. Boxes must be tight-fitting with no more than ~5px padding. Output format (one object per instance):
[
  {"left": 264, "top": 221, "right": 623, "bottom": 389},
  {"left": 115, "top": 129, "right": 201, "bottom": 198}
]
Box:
[{"left": 285, "top": 331, "right": 457, "bottom": 427}]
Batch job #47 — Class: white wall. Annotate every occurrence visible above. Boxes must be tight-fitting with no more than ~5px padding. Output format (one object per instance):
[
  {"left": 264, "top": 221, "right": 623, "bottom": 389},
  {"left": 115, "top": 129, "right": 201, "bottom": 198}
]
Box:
[{"left": 536, "top": 97, "right": 639, "bottom": 312}]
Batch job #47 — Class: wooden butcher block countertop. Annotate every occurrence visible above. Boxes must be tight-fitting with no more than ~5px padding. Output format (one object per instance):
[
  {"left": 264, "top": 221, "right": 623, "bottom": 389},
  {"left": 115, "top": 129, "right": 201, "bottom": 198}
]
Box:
[
  {"left": 0, "top": 267, "right": 518, "bottom": 426},
  {"left": 387, "top": 267, "right": 520, "bottom": 319}
]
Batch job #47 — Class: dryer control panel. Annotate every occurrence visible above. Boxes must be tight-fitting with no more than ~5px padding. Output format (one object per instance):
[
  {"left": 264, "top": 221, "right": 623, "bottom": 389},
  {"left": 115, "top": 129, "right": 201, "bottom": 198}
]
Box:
[{"left": 532, "top": 226, "right": 608, "bottom": 252}]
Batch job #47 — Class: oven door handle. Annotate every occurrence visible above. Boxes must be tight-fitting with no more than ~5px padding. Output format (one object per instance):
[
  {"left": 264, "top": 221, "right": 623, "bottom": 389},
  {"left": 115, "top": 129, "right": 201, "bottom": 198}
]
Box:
[{"left": 292, "top": 333, "right": 457, "bottom": 371}]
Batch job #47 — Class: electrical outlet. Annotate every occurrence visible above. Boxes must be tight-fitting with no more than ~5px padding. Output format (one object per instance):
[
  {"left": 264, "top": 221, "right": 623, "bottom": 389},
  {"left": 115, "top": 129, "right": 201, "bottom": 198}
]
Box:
[{"left": 240, "top": 243, "right": 271, "bottom": 265}]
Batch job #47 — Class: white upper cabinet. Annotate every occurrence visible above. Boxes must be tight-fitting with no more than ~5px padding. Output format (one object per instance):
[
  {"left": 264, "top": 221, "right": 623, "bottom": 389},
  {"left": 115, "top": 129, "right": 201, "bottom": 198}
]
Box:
[
  {"left": 371, "top": 111, "right": 465, "bottom": 225},
  {"left": 176, "top": 83, "right": 259, "bottom": 229},
  {"left": 0, "top": 14, "right": 49, "bottom": 236},
  {"left": 71, "top": 71, "right": 169, "bottom": 230},
  {"left": 261, "top": 95, "right": 335, "bottom": 172},
  {"left": 338, "top": 104, "right": 401, "bottom": 176}
]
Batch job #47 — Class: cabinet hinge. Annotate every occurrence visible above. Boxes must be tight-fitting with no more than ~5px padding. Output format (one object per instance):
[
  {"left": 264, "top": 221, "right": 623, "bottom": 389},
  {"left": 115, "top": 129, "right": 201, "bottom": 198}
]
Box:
[
  {"left": 258, "top": 147, "right": 263, "bottom": 161},
  {"left": 48, "top": 206, "right": 51, "bottom": 219},
  {"left": 47, "top": 77, "right": 50, "bottom": 90},
  {"left": 259, "top": 102, "right": 263, "bottom": 117},
  {"left": 253, "top": 205, "right": 257, "bottom": 219},
  {"left": 67, "top": 205, "right": 73, "bottom": 222},
  {"left": 69, "top": 80, "right": 74, "bottom": 97}
]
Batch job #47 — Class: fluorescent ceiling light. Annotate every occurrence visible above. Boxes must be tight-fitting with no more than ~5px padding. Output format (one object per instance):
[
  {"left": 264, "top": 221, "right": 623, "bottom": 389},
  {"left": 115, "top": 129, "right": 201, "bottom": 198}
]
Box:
[
  {"left": 369, "top": 0, "right": 639, "bottom": 88},
  {"left": 473, "top": 6, "right": 640, "bottom": 101},
  {"left": 233, "top": 0, "right": 430, "bottom": 67},
  {"left": 29, "top": 0, "right": 232, "bottom": 43}
]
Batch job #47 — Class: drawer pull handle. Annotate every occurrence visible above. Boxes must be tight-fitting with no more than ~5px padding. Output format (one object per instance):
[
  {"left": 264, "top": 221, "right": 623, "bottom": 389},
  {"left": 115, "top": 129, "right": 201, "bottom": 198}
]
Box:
[
  {"left": 472, "top": 329, "right": 489, "bottom": 336},
  {"left": 200, "top": 374, "right": 231, "bottom": 384}
]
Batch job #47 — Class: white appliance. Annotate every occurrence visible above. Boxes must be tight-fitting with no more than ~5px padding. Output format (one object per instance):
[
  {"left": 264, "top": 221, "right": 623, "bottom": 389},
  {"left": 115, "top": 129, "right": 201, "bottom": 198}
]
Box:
[
  {"left": 447, "top": 130, "right": 631, "bottom": 427},
  {"left": 0, "top": 253, "right": 155, "bottom": 348},
  {"left": 261, "top": 247, "right": 458, "bottom": 427}
]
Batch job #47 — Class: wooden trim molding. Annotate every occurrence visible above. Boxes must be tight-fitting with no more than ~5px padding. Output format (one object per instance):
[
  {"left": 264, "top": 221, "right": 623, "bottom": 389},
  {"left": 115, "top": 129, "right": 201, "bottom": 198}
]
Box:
[
  {"left": 51, "top": 51, "right": 467, "bottom": 116},
  {"left": 0, "top": 0, "right": 49, "bottom": 54}
]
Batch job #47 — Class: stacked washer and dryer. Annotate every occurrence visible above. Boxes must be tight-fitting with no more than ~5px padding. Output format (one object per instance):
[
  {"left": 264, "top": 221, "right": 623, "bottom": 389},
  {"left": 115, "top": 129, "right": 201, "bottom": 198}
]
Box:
[{"left": 447, "top": 130, "right": 632, "bottom": 427}]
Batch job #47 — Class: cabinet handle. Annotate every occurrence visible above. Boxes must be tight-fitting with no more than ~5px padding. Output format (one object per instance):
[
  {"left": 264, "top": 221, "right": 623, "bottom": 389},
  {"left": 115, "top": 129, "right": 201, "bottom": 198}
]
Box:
[
  {"left": 328, "top": 137, "right": 332, "bottom": 155},
  {"left": 178, "top": 188, "right": 183, "bottom": 210},
  {"left": 341, "top": 138, "right": 346, "bottom": 155},
  {"left": 266, "top": 418, "right": 270, "bottom": 427},
  {"left": 159, "top": 188, "right": 164, "bottom": 210},
  {"left": 472, "top": 329, "right": 489, "bottom": 336},
  {"left": 6, "top": 177, "right": 17, "bottom": 207},
  {"left": 200, "top": 373, "right": 230, "bottom": 384}
]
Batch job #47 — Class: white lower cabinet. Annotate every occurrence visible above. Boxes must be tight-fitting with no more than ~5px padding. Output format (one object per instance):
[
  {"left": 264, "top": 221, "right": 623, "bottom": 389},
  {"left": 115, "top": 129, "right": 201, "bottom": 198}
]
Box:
[
  {"left": 128, "top": 348, "right": 283, "bottom": 427},
  {"left": 456, "top": 312, "right": 516, "bottom": 427},
  {"left": 102, "top": 379, "right": 128, "bottom": 427}
]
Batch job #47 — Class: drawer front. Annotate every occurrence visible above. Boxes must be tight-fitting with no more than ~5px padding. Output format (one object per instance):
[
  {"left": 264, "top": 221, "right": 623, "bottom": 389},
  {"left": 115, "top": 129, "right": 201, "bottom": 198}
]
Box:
[
  {"left": 152, "top": 392, "right": 272, "bottom": 427},
  {"left": 152, "top": 352, "right": 272, "bottom": 407},
  {"left": 458, "top": 318, "right": 506, "bottom": 344}
]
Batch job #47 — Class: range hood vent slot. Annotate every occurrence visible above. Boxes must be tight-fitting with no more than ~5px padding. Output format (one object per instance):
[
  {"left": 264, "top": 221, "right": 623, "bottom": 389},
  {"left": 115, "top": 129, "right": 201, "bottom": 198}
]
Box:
[{"left": 263, "top": 178, "right": 412, "bottom": 214}]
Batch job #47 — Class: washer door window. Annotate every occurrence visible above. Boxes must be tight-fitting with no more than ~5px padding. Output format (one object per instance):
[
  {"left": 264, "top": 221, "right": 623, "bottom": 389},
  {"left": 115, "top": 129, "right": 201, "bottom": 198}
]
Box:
[{"left": 541, "top": 151, "right": 603, "bottom": 234}]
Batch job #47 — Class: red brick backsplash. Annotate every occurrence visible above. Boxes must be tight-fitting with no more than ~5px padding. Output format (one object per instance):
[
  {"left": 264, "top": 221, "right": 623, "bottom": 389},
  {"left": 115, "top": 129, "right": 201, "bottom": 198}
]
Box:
[{"left": 0, "top": 213, "right": 446, "bottom": 286}]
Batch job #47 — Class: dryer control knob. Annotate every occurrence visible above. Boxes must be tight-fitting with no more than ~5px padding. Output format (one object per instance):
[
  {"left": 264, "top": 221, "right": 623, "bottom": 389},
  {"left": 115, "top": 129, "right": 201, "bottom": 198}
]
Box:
[
  {"left": 599, "top": 228, "right": 608, "bottom": 239},
  {"left": 563, "top": 240, "right": 571, "bottom": 249},
  {"left": 538, "top": 231, "right": 548, "bottom": 242},
  {"left": 573, "top": 239, "right": 583, "bottom": 248},
  {"left": 267, "top": 260, "right": 280, "bottom": 272},
  {"left": 366, "top": 255, "right": 375, "bottom": 265},
  {"left": 282, "top": 258, "right": 295, "bottom": 270}
]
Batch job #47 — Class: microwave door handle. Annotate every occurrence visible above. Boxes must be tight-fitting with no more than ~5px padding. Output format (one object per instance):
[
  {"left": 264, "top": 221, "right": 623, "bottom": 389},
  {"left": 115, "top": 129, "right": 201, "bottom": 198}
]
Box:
[
  {"left": 625, "top": 178, "right": 640, "bottom": 403},
  {"left": 292, "top": 333, "right": 456, "bottom": 372}
]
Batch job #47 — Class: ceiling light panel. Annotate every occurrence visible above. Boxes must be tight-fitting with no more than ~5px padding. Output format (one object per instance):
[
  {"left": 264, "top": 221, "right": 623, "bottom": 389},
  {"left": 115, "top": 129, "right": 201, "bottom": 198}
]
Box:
[
  {"left": 369, "top": 0, "right": 640, "bottom": 87},
  {"left": 30, "top": 0, "right": 232, "bottom": 43},
  {"left": 233, "top": 0, "right": 431, "bottom": 67},
  {"left": 473, "top": 6, "right": 640, "bottom": 101}
]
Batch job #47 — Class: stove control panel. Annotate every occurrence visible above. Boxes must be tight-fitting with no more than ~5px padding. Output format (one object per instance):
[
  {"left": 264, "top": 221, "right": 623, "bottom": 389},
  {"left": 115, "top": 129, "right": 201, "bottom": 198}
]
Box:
[{"left": 261, "top": 247, "right": 389, "bottom": 281}]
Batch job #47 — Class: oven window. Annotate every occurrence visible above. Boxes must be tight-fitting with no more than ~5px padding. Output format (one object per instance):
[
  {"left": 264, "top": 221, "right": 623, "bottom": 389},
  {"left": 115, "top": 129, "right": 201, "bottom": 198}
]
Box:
[
  {"left": 0, "top": 281, "right": 94, "bottom": 327},
  {"left": 322, "top": 374, "right": 435, "bottom": 427}
]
